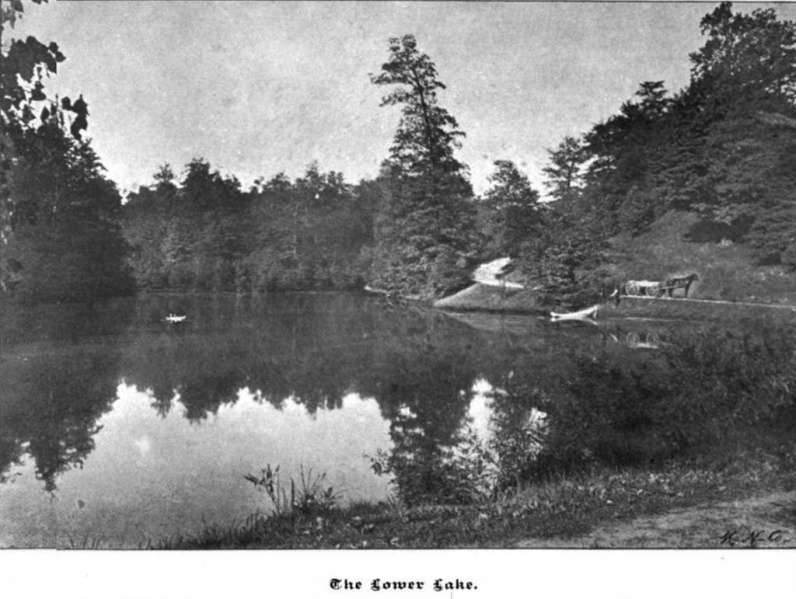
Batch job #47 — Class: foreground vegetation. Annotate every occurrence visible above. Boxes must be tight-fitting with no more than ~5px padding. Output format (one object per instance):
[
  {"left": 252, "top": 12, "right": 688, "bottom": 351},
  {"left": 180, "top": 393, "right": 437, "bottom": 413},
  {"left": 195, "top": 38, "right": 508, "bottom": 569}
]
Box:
[{"left": 153, "top": 433, "right": 796, "bottom": 549}]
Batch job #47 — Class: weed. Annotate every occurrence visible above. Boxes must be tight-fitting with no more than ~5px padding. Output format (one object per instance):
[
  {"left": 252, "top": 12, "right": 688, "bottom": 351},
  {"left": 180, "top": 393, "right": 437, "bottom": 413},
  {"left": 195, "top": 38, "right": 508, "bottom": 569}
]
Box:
[
  {"left": 244, "top": 464, "right": 339, "bottom": 517},
  {"left": 66, "top": 532, "right": 103, "bottom": 549}
]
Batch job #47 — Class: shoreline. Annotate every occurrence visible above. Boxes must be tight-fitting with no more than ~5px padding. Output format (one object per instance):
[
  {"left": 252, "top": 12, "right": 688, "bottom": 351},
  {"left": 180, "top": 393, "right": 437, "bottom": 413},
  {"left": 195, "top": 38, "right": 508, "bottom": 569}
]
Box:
[
  {"left": 149, "top": 437, "right": 796, "bottom": 550},
  {"left": 433, "top": 285, "right": 796, "bottom": 322}
]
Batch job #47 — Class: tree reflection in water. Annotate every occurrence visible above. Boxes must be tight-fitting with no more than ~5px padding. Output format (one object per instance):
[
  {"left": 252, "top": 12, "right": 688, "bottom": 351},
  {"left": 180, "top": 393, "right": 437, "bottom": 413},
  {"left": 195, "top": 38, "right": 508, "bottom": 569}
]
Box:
[
  {"left": 120, "top": 296, "right": 487, "bottom": 504},
  {"left": 2, "top": 293, "right": 712, "bottom": 508},
  {"left": 0, "top": 301, "right": 131, "bottom": 492}
]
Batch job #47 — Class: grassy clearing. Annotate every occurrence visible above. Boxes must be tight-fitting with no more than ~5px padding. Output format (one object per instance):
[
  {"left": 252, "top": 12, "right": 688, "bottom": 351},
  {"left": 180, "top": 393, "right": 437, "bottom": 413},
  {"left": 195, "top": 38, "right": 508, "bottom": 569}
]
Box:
[{"left": 607, "top": 211, "right": 796, "bottom": 305}]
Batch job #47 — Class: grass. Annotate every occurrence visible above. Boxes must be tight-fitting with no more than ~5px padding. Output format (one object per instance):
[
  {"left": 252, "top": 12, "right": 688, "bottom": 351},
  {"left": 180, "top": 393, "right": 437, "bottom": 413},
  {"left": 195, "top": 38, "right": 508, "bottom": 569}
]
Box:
[
  {"left": 607, "top": 211, "right": 796, "bottom": 305},
  {"left": 433, "top": 284, "right": 543, "bottom": 313},
  {"left": 65, "top": 533, "right": 105, "bottom": 549},
  {"left": 601, "top": 295, "right": 796, "bottom": 322},
  {"left": 151, "top": 428, "right": 796, "bottom": 549}
]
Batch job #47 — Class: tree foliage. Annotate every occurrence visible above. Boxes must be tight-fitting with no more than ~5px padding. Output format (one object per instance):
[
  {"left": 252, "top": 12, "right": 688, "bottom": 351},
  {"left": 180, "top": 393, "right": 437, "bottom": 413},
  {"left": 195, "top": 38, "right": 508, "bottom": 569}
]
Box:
[
  {"left": 123, "top": 161, "right": 373, "bottom": 293},
  {"left": 371, "top": 35, "right": 466, "bottom": 176},
  {"left": 533, "top": 1, "right": 796, "bottom": 294},
  {"left": 542, "top": 136, "right": 586, "bottom": 202},
  {"left": 1, "top": 0, "right": 132, "bottom": 302},
  {"left": 478, "top": 160, "right": 541, "bottom": 259},
  {"left": 7, "top": 2, "right": 796, "bottom": 304},
  {"left": 368, "top": 35, "right": 477, "bottom": 298}
]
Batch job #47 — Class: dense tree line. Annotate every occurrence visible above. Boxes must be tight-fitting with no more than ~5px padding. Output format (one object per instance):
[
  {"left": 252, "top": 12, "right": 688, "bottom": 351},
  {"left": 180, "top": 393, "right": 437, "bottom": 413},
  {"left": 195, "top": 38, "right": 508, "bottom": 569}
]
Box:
[
  {"left": 123, "top": 34, "right": 478, "bottom": 298},
  {"left": 522, "top": 3, "right": 796, "bottom": 304},
  {"left": 2, "top": 2, "right": 793, "bottom": 304},
  {"left": 123, "top": 161, "right": 375, "bottom": 292}
]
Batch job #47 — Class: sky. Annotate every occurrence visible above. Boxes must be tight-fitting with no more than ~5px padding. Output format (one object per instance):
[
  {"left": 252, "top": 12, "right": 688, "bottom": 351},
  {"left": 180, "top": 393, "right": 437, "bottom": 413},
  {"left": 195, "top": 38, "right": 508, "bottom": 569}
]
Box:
[{"left": 10, "top": 1, "right": 796, "bottom": 197}]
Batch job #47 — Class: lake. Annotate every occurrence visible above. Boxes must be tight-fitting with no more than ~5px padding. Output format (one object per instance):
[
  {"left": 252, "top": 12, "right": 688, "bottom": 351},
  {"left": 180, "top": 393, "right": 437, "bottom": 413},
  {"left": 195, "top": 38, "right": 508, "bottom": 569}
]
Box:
[{"left": 0, "top": 292, "right": 690, "bottom": 548}]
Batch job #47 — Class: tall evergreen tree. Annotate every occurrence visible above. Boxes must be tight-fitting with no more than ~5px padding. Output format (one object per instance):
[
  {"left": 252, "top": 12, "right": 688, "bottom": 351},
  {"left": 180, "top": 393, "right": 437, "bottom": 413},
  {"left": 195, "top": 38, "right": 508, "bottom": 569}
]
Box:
[
  {"left": 582, "top": 81, "right": 674, "bottom": 235},
  {"left": 369, "top": 35, "right": 477, "bottom": 298},
  {"left": 479, "top": 160, "right": 540, "bottom": 259},
  {"left": 542, "top": 136, "right": 586, "bottom": 202},
  {"left": 122, "top": 165, "right": 178, "bottom": 289}
]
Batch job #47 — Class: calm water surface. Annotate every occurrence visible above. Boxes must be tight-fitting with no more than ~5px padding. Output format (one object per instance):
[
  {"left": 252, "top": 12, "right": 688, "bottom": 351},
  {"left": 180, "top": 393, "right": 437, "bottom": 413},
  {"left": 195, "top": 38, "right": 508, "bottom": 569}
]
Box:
[{"left": 0, "top": 293, "right": 673, "bottom": 548}]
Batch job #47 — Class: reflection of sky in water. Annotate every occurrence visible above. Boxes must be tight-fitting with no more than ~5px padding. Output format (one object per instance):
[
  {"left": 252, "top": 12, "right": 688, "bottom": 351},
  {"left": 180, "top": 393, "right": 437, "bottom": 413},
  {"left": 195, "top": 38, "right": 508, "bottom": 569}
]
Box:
[
  {"left": 1, "top": 383, "right": 395, "bottom": 548},
  {"left": 0, "top": 455, "right": 56, "bottom": 548},
  {"left": 468, "top": 378, "right": 546, "bottom": 443},
  {"left": 0, "top": 294, "right": 677, "bottom": 548},
  {"left": 0, "top": 378, "right": 517, "bottom": 548},
  {"left": 468, "top": 379, "right": 493, "bottom": 439}
]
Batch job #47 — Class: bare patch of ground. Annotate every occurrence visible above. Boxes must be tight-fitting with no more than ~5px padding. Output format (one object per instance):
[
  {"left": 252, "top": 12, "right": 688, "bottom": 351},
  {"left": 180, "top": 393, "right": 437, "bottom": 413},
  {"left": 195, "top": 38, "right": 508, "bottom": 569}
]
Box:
[{"left": 516, "top": 490, "right": 796, "bottom": 548}]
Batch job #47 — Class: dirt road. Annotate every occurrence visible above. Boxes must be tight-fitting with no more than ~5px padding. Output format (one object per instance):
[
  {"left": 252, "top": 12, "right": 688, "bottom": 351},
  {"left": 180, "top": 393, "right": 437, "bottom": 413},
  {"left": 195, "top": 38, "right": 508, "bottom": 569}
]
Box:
[{"left": 516, "top": 490, "right": 796, "bottom": 548}]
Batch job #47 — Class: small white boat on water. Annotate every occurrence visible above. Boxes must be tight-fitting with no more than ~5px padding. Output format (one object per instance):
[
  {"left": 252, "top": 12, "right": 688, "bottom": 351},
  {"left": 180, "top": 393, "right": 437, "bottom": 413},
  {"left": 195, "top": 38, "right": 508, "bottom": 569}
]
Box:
[
  {"left": 550, "top": 304, "right": 601, "bottom": 323},
  {"left": 164, "top": 313, "right": 187, "bottom": 323}
]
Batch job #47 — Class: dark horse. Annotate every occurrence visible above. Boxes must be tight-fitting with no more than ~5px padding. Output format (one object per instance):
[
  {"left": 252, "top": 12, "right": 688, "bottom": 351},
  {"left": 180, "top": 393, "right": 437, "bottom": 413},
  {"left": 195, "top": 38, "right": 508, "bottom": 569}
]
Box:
[{"left": 663, "top": 273, "right": 700, "bottom": 298}]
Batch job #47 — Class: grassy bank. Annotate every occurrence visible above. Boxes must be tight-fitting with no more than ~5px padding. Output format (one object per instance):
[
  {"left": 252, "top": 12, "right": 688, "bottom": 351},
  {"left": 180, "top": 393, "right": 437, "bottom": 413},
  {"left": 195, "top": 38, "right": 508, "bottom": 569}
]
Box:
[
  {"left": 152, "top": 435, "right": 796, "bottom": 549},
  {"left": 433, "top": 283, "right": 544, "bottom": 314},
  {"left": 601, "top": 296, "right": 796, "bottom": 322},
  {"left": 607, "top": 211, "right": 796, "bottom": 306}
]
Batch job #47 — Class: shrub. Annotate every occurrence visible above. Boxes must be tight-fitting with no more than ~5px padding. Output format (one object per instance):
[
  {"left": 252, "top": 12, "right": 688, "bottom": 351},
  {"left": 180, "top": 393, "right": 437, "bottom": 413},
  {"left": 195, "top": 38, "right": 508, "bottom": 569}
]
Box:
[
  {"left": 369, "top": 435, "right": 498, "bottom": 507},
  {"left": 244, "top": 464, "right": 338, "bottom": 517},
  {"left": 534, "top": 324, "right": 796, "bottom": 474},
  {"left": 371, "top": 323, "right": 796, "bottom": 501}
]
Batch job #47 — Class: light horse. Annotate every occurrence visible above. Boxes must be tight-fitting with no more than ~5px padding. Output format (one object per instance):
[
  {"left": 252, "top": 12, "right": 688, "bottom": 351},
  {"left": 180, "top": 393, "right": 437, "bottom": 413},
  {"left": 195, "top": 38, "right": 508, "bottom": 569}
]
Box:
[{"left": 663, "top": 273, "right": 700, "bottom": 298}]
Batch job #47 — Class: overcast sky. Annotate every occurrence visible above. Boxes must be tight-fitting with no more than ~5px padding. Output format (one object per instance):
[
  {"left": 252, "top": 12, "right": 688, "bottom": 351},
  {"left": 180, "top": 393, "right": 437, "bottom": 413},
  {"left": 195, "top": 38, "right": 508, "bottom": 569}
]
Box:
[{"left": 11, "top": 1, "right": 796, "bottom": 197}]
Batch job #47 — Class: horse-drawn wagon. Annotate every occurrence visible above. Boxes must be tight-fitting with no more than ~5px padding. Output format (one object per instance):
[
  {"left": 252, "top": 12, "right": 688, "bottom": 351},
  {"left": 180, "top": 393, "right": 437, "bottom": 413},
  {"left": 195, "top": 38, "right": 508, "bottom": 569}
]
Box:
[
  {"left": 624, "top": 280, "right": 661, "bottom": 297},
  {"left": 623, "top": 273, "right": 700, "bottom": 299}
]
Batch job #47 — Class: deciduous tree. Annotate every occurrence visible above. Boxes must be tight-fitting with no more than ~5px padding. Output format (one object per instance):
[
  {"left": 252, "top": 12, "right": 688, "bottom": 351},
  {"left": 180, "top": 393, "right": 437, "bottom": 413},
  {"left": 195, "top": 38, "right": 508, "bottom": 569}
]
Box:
[{"left": 2, "top": 0, "right": 132, "bottom": 301}]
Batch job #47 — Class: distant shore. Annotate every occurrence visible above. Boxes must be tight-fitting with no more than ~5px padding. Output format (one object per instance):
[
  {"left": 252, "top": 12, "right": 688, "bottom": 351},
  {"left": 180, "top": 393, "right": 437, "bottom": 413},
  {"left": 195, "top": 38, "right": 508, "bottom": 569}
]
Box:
[{"left": 433, "top": 283, "right": 796, "bottom": 322}]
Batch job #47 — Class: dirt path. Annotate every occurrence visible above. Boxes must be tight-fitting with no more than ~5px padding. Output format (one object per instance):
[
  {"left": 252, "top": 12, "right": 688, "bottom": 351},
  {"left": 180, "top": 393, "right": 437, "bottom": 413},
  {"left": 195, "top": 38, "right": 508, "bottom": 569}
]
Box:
[{"left": 516, "top": 490, "right": 796, "bottom": 548}]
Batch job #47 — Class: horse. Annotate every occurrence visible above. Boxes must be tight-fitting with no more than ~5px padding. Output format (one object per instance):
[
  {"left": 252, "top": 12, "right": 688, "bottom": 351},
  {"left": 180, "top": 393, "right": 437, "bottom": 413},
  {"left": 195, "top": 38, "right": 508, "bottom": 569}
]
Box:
[{"left": 663, "top": 273, "right": 700, "bottom": 298}]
